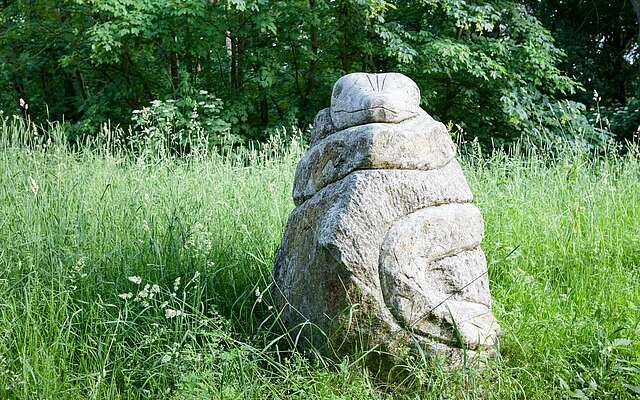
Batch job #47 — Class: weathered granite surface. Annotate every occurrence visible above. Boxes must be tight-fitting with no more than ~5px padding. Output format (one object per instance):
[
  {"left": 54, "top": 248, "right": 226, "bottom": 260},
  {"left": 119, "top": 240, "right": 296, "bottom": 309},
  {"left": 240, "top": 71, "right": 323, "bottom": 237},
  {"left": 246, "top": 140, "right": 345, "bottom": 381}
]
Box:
[{"left": 273, "top": 72, "right": 500, "bottom": 366}]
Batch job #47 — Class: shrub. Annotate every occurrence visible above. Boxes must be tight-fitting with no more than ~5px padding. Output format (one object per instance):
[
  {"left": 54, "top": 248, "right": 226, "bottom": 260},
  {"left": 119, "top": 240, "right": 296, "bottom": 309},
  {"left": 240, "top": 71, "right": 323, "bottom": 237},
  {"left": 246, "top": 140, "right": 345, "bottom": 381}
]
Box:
[{"left": 130, "top": 89, "right": 238, "bottom": 156}]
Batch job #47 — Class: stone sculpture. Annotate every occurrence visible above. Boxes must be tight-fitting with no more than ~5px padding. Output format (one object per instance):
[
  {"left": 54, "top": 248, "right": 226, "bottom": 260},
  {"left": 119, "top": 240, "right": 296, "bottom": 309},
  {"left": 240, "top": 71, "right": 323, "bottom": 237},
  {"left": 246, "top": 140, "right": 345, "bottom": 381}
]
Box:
[{"left": 272, "top": 72, "right": 500, "bottom": 366}]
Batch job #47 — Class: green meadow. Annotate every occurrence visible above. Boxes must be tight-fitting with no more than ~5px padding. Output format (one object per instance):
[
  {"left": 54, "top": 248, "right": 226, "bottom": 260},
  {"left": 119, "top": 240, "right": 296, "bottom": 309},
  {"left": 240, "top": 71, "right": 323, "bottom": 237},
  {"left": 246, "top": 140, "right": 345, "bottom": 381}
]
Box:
[{"left": 0, "top": 121, "right": 639, "bottom": 399}]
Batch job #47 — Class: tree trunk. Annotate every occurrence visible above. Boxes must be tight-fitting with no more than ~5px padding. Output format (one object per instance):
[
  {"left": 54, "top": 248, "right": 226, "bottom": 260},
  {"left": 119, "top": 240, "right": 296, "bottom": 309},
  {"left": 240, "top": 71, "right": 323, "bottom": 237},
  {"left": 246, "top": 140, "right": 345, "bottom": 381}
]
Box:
[
  {"left": 237, "top": 36, "right": 246, "bottom": 90},
  {"left": 170, "top": 43, "right": 179, "bottom": 90},
  {"left": 290, "top": 41, "right": 305, "bottom": 104},
  {"left": 230, "top": 35, "right": 242, "bottom": 91},
  {"left": 260, "top": 94, "right": 269, "bottom": 128},
  {"left": 304, "top": 0, "right": 319, "bottom": 118},
  {"left": 75, "top": 69, "right": 87, "bottom": 100},
  {"left": 631, "top": 0, "right": 640, "bottom": 37},
  {"left": 338, "top": 1, "right": 351, "bottom": 71}
]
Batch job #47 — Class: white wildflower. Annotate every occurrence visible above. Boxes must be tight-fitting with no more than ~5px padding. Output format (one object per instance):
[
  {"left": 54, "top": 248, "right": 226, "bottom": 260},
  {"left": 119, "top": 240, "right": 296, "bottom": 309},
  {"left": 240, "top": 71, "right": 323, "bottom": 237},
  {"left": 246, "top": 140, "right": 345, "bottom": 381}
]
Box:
[
  {"left": 147, "top": 284, "right": 160, "bottom": 299},
  {"left": 165, "top": 308, "right": 184, "bottom": 319},
  {"left": 128, "top": 276, "right": 142, "bottom": 285},
  {"left": 184, "top": 222, "right": 212, "bottom": 255},
  {"left": 118, "top": 292, "right": 133, "bottom": 300},
  {"left": 138, "top": 283, "right": 151, "bottom": 298},
  {"left": 173, "top": 276, "right": 181, "bottom": 292}
]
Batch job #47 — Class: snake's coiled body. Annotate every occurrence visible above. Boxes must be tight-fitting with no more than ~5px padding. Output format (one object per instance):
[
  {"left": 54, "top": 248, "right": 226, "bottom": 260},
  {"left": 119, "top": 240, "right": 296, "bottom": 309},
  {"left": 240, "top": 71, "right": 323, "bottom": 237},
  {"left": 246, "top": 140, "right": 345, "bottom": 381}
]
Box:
[{"left": 273, "top": 73, "right": 500, "bottom": 364}]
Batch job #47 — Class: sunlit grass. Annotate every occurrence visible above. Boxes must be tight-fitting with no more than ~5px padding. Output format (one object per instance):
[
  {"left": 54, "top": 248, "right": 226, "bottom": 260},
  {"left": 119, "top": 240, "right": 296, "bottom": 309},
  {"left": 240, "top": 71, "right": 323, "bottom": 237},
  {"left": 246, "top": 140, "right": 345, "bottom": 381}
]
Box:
[{"left": 0, "top": 120, "right": 638, "bottom": 399}]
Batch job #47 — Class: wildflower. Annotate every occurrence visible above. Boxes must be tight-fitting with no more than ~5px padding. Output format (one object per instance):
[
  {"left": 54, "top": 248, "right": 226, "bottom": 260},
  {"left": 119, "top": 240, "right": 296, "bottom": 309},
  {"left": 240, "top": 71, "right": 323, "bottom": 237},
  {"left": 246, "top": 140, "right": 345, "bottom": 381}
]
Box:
[
  {"left": 147, "top": 284, "right": 160, "bottom": 299},
  {"left": 255, "top": 287, "right": 263, "bottom": 303},
  {"left": 165, "top": 308, "right": 184, "bottom": 319},
  {"left": 173, "top": 276, "right": 181, "bottom": 292},
  {"left": 28, "top": 176, "right": 39, "bottom": 196},
  {"left": 128, "top": 276, "right": 142, "bottom": 285},
  {"left": 138, "top": 283, "right": 151, "bottom": 298},
  {"left": 118, "top": 292, "right": 134, "bottom": 300}
]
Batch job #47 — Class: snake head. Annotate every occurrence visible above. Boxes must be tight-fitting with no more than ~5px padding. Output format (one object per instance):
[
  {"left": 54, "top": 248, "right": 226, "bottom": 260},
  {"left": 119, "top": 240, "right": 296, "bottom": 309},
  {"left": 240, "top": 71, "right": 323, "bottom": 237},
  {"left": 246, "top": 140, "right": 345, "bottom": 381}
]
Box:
[{"left": 330, "top": 72, "right": 421, "bottom": 130}]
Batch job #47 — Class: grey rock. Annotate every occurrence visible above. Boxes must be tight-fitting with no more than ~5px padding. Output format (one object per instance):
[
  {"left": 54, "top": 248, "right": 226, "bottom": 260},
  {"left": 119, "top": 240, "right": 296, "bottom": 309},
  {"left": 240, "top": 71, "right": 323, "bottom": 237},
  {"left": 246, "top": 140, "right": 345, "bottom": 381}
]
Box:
[
  {"left": 294, "top": 111, "right": 455, "bottom": 206},
  {"left": 330, "top": 73, "right": 421, "bottom": 131},
  {"left": 380, "top": 204, "right": 499, "bottom": 350},
  {"left": 273, "top": 72, "right": 500, "bottom": 367},
  {"left": 309, "top": 108, "right": 336, "bottom": 146}
]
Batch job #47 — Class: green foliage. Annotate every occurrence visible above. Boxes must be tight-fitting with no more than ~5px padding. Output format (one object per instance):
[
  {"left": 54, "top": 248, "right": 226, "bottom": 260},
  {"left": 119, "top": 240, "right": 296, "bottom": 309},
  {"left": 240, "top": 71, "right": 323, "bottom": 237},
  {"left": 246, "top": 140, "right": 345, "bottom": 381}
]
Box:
[
  {"left": 130, "top": 88, "right": 236, "bottom": 155},
  {"left": 529, "top": 0, "right": 639, "bottom": 141},
  {"left": 591, "top": 90, "right": 640, "bottom": 143},
  {"left": 378, "top": 0, "right": 608, "bottom": 147},
  {"left": 602, "top": 96, "right": 640, "bottom": 142},
  {"left": 0, "top": 0, "right": 619, "bottom": 148}
]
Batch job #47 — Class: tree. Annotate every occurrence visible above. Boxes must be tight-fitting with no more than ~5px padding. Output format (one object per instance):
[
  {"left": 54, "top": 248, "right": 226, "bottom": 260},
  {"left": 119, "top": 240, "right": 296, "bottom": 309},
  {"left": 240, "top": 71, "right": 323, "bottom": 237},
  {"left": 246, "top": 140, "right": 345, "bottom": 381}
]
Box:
[
  {"left": 528, "top": 0, "right": 640, "bottom": 141},
  {"left": 0, "top": 0, "right": 609, "bottom": 147},
  {"left": 377, "top": 0, "right": 605, "bottom": 146}
]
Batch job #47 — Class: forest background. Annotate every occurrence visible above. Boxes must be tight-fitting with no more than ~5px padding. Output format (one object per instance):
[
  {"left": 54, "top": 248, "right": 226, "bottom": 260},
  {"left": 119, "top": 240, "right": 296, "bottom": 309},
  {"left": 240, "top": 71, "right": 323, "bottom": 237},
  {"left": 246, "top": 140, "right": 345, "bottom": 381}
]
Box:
[{"left": 1, "top": 0, "right": 639, "bottom": 150}]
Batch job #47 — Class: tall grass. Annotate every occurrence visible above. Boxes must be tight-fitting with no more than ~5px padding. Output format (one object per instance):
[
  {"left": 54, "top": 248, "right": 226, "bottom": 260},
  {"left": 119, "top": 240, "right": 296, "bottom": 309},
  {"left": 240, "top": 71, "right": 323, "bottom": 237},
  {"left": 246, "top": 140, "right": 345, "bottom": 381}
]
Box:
[{"left": 0, "top": 118, "right": 638, "bottom": 399}]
